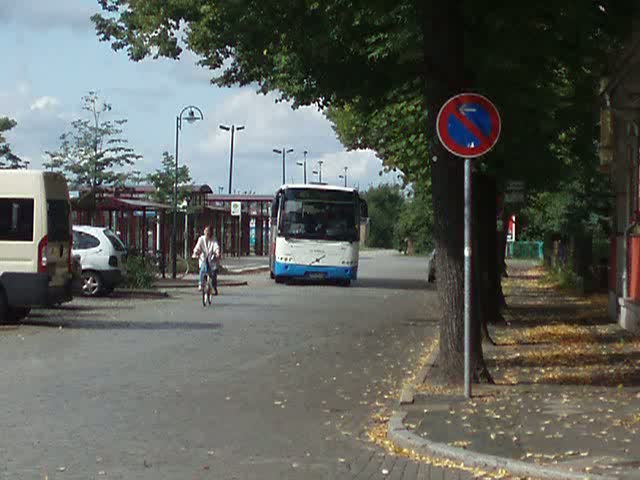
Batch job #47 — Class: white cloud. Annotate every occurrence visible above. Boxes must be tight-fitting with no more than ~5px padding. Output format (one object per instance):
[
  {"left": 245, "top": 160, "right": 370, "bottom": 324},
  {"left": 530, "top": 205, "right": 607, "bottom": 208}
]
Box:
[
  {"left": 175, "top": 88, "right": 399, "bottom": 194},
  {"left": 30, "top": 96, "right": 60, "bottom": 112},
  {"left": 198, "top": 90, "right": 336, "bottom": 158}
]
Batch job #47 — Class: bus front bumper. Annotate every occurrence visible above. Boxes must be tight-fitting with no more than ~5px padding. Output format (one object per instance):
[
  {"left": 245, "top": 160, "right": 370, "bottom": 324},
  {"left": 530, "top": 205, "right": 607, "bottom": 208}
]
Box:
[{"left": 273, "top": 261, "right": 357, "bottom": 280}]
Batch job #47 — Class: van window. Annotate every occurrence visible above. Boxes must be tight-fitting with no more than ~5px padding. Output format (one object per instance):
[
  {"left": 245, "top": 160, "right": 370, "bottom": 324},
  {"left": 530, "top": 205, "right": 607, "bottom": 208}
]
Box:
[
  {"left": 0, "top": 198, "right": 34, "bottom": 241},
  {"left": 47, "top": 200, "right": 70, "bottom": 242}
]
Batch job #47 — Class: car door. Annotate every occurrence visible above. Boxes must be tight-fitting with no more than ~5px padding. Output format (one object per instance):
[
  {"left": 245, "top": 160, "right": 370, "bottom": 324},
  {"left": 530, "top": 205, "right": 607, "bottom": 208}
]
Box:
[
  {"left": 73, "top": 231, "right": 103, "bottom": 270},
  {"left": 102, "top": 229, "right": 127, "bottom": 273}
]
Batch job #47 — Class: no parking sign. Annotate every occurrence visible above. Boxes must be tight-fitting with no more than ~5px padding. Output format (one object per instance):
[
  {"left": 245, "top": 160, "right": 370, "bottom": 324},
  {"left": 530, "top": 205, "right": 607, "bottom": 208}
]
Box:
[{"left": 436, "top": 93, "right": 501, "bottom": 159}]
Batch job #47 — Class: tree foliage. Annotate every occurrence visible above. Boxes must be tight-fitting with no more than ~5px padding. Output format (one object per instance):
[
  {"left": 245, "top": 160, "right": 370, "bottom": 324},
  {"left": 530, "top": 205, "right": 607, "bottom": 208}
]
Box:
[
  {"left": 361, "top": 184, "right": 404, "bottom": 249},
  {"left": 395, "top": 181, "right": 434, "bottom": 254},
  {"left": 520, "top": 177, "right": 612, "bottom": 241},
  {"left": 147, "top": 151, "right": 192, "bottom": 206},
  {"left": 91, "top": 0, "right": 638, "bottom": 382},
  {"left": 0, "top": 117, "right": 28, "bottom": 169},
  {"left": 44, "top": 92, "right": 141, "bottom": 194}
]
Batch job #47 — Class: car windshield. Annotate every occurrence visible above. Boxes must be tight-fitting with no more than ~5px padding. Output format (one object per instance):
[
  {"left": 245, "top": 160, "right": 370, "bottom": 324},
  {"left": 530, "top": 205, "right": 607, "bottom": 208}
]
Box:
[
  {"left": 103, "top": 229, "right": 126, "bottom": 252},
  {"left": 281, "top": 189, "right": 357, "bottom": 241}
]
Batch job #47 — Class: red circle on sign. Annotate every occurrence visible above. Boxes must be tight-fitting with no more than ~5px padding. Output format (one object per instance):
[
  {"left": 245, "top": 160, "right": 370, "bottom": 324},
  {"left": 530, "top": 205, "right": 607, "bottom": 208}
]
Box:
[{"left": 436, "top": 93, "right": 501, "bottom": 158}]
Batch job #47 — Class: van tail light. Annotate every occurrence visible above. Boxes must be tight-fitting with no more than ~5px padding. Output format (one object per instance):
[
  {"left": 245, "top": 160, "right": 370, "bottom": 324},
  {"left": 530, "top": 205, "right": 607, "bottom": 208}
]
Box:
[{"left": 38, "top": 235, "right": 48, "bottom": 273}]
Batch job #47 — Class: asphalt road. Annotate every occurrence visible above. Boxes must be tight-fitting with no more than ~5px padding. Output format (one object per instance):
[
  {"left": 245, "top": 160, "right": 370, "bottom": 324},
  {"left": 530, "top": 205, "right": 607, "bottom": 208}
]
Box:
[{"left": 0, "top": 251, "right": 443, "bottom": 480}]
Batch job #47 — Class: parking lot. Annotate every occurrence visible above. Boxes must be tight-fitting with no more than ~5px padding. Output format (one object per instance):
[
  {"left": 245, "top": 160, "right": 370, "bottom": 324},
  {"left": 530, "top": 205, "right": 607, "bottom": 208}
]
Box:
[{"left": 0, "top": 252, "right": 436, "bottom": 479}]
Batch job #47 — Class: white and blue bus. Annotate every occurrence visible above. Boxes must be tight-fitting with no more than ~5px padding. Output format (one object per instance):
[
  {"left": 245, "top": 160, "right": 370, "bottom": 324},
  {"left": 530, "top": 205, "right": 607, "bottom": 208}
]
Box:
[{"left": 269, "top": 184, "right": 367, "bottom": 285}]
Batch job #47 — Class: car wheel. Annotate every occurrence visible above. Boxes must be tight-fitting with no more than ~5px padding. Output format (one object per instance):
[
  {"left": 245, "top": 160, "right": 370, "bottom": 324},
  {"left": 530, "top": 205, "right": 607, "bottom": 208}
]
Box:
[
  {"left": 82, "top": 271, "right": 103, "bottom": 297},
  {"left": 8, "top": 307, "right": 31, "bottom": 323}
]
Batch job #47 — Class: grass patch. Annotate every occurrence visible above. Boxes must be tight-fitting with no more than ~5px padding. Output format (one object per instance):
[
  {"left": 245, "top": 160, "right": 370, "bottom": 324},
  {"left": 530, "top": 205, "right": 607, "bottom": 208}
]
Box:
[{"left": 543, "top": 265, "right": 582, "bottom": 291}]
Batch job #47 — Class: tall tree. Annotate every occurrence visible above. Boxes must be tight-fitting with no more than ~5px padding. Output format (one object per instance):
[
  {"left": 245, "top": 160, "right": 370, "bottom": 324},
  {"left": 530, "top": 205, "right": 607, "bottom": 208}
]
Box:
[
  {"left": 91, "top": 0, "right": 636, "bottom": 383},
  {"left": 147, "top": 151, "right": 192, "bottom": 206},
  {"left": 395, "top": 180, "right": 434, "bottom": 255},
  {"left": 361, "top": 184, "right": 404, "bottom": 249},
  {"left": 44, "top": 92, "right": 141, "bottom": 214},
  {"left": 0, "top": 117, "right": 28, "bottom": 169}
]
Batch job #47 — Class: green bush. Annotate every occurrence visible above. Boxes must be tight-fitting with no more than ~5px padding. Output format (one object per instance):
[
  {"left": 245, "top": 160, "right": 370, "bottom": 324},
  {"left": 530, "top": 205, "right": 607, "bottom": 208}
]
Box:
[
  {"left": 545, "top": 265, "right": 582, "bottom": 291},
  {"left": 124, "top": 255, "right": 158, "bottom": 289},
  {"left": 175, "top": 256, "right": 199, "bottom": 275}
]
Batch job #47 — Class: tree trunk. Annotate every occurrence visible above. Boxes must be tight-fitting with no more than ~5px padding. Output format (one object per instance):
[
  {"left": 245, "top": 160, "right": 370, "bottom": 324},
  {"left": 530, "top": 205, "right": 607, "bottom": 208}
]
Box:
[
  {"left": 421, "top": 0, "right": 487, "bottom": 383},
  {"left": 475, "top": 173, "right": 497, "bottom": 347},
  {"left": 484, "top": 177, "right": 503, "bottom": 326},
  {"left": 497, "top": 207, "right": 509, "bottom": 310}
]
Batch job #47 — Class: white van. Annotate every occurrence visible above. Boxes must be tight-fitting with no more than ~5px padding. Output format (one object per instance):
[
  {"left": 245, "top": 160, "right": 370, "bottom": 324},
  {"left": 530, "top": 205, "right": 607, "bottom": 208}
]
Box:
[{"left": 0, "top": 170, "right": 73, "bottom": 322}]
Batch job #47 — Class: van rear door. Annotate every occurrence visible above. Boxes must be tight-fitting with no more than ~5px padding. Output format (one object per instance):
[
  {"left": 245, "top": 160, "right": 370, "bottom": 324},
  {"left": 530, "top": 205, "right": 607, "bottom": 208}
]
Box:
[{"left": 43, "top": 174, "right": 71, "bottom": 288}]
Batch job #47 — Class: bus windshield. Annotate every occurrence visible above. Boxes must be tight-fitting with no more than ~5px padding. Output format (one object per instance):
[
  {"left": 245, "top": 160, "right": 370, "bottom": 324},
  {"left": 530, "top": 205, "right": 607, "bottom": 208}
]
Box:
[{"left": 280, "top": 189, "right": 358, "bottom": 242}]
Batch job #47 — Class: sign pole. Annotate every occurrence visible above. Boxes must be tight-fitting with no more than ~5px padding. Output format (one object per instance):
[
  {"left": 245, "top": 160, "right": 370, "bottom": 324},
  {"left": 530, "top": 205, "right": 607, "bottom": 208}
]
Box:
[
  {"left": 464, "top": 157, "right": 472, "bottom": 399},
  {"left": 435, "top": 92, "right": 501, "bottom": 400}
]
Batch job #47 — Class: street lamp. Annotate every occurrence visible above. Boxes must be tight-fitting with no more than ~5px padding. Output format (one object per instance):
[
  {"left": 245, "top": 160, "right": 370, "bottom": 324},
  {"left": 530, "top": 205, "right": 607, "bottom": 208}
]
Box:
[
  {"left": 273, "top": 148, "right": 294, "bottom": 185},
  {"left": 338, "top": 166, "right": 349, "bottom": 187},
  {"left": 296, "top": 150, "right": 308, "bottom": 184},
  {"left": 220, "top": 124, "right": 245, "bottom": 194},
  {"left": 172, "top": 105, "right": 204, "bottom": 279},
  {"left": 312, "top": 160, "right": 324, "bottom": 183}
]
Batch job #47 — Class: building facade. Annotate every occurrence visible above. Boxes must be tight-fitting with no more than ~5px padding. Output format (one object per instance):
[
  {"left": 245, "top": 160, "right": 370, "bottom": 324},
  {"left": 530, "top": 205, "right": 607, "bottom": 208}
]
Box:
[{"left": 600, "top": 33, "right": 640, "bottom": 332}]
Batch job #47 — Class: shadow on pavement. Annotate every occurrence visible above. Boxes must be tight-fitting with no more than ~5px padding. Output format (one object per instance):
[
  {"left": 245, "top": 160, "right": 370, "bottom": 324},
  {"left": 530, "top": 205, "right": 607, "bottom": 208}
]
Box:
[
  {"left": 19, "top": 319, "right": 223, "bottom": 331},
  {"left": 353, "top": 278, "right": 432, "bottom": 291},
  {"left": 279, "top": 278, "right": 432, "bottom": 290},
  {"left": 40, "top": 304, "right": 135, "bottom": 312}
]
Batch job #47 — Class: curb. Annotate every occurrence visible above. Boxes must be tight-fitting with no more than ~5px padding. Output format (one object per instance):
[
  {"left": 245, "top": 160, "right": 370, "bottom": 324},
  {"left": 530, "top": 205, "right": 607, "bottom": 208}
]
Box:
[
  {"left": 219, "top": 266, "right": 269, "bottom": 275},
  {"left": 387, "top": 412, "right": 612, "bottom": 480},
  {"left": 389, "top": 348, "right": 614, "bottom": 480},
  {"left": 399, "top": 345, "right": 439, "bottom": 405}
]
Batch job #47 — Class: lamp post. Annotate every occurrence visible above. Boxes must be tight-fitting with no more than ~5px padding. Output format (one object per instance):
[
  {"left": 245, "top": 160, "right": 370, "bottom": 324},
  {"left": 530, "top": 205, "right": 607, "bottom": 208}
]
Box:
[
  {"left": 220, "top": 124, "right": 245, "bottom": 194},
  {"left": 338, "top": 166, "right": 348, "bottom": 187},
  {"left": 296, "top": 150, "right": 308, "bottom": 184},
  {"left": 273, "top": 148, "right": 294, "bottom": 185},
  {"left": 312, "top": 160, "right": 324, "bottom": 184},
  {"left": 172, "top": 105, "right": 203, "bottom": 279}
]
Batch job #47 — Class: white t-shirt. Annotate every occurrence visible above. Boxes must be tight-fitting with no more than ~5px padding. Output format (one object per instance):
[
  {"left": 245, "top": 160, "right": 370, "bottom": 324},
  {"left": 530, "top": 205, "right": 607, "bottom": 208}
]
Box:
[{"left": 193, "top": 235, "right": 220, "bottom": 268}]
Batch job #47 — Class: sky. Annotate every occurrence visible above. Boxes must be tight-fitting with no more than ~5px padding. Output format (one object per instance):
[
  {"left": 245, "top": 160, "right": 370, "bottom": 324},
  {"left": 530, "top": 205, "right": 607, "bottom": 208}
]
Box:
[{"left": 0, "top": 0, "right": 400, "bottom": 195}]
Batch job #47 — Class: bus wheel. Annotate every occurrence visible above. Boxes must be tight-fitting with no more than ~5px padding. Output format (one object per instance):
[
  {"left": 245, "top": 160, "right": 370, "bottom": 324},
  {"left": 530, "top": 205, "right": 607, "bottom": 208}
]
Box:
[
  {"left": 339, "top": 279, "right": 351, "bottom": 287},
  {"left": 275, "top": 276, "right": 285, "bottom": 284},
  {"left": 270, "top": 271, "right": 275, "bottom": 280}
]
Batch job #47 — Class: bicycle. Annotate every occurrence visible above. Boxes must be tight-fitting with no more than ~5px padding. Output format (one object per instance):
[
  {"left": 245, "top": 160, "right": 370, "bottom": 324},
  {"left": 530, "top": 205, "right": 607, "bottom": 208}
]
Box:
[
  {"left": 200, "top": 257, "right": 219, "bottom": 307},
  {"left": 202, "top": 263, "right": 214, "bottom": 307}
]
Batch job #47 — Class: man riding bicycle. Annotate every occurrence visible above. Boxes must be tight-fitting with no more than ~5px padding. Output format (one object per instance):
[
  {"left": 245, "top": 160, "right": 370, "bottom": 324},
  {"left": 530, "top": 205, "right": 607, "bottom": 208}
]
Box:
[{"left": 192, "top": 225, "right": 220, "bottom": 295}]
